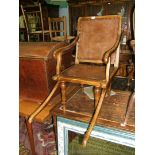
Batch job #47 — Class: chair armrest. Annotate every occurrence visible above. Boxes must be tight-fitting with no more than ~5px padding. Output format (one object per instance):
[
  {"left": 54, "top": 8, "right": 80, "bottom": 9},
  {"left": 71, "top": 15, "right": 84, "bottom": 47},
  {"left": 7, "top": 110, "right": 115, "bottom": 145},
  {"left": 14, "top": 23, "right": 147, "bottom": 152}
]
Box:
[
  {"left": 53, "top": 36, "right": 79, "bottom": 75},
  {"left": 103, "top": 37, "right": 120, "bottom": 64},
  {"left": 53, "top": 36, "right": 79, "bottom": 59}
]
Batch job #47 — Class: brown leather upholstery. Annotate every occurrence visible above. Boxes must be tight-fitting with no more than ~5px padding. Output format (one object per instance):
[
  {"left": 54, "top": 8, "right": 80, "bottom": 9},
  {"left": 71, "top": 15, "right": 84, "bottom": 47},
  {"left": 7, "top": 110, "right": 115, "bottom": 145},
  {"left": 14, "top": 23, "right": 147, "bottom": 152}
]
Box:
[{"left": 77, "top": 16, "right": 120, "bottom": 63}]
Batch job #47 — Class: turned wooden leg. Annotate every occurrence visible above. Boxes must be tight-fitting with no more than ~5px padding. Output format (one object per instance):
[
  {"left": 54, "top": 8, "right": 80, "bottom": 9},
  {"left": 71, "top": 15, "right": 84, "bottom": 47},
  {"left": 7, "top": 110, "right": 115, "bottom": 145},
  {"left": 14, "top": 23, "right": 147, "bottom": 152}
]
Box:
[
  {"left": 94, "top": 86, "right": 101, "bottom": 108},
  {"left": 81, "top": 84, "right": 84, "bottom": 93},
  {"left": 25, "top": 119, "right": 36, "bottom": 155},
  {"left": 107, "top": 83, "right": 111, "bottom": 96},
  {"left": 60, "top": 81, "right": 66, "bottom": 112}
]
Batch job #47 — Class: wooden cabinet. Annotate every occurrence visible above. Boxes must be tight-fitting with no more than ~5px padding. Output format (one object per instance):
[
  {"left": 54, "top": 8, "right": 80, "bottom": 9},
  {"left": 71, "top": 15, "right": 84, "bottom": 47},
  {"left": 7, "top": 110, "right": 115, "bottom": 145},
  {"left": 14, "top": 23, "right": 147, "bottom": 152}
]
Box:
[
  {"left": 19, "top": 42, "right": 72, "bottom": 101},
  {"left": 68, "top": 0, "right": 135, "bottom": 77}
]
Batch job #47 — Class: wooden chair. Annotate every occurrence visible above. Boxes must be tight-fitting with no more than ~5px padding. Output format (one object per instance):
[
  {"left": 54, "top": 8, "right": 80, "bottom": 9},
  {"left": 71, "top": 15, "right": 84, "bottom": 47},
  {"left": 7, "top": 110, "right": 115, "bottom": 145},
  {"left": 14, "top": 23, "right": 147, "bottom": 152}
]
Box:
[
  {"left": 52, "top": 15, "right": 122, "bottom": 146},
  {"left": 20, "top": 3, "right": 49, "bottom": 42},
  {"left": 48, "top": 16, "right": 75, "bottom": 43}
]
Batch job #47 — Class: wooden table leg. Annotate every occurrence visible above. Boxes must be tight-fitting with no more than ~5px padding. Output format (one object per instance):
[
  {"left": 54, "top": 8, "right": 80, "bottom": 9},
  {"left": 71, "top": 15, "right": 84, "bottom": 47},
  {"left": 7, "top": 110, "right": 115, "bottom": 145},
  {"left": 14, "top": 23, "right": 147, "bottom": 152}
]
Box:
[{"left": 25, "top": 119, "right": 36, "bottom": 155}]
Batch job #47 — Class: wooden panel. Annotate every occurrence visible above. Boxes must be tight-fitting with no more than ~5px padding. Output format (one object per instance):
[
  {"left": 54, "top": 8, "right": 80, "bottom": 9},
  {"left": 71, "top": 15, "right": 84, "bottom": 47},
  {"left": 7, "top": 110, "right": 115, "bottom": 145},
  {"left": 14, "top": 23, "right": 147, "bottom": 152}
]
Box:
[
  {"left": 19, "top": 58, "right": 50, "bottom": 100},
  {"left": 19, "top": 42, "right": 70, "bottom": 101}
]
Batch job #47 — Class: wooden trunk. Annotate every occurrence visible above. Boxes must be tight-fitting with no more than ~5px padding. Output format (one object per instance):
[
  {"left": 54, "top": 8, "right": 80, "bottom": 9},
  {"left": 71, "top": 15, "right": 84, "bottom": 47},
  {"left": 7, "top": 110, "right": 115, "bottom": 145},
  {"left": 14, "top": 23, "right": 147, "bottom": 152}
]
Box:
[{"left": 19, "top": 42, "right": 72, "bottom": 101}]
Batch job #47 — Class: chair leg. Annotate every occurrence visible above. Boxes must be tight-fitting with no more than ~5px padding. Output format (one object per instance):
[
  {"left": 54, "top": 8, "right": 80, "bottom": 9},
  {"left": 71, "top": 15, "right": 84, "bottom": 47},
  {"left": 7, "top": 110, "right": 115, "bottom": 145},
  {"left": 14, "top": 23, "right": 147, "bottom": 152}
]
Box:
[
  {"left": 81, "top": 84, "right": 84, "bottom": 93},
  {"left": 52, "top": 115, "right": 58, "bottom": 152},
  {"left": 27, "top": 34, "right": 30, "bottom": 42},
  {"left": 43, "top": 33, "right": 45, "bottom": 42},
  {"left": 25, "top": 119, "right": 36, "bottom": 155},
  {"left": 107, "top": 83, "right": 111, "bottom": 96},
  {"left": 127, "top": 64, "right": 134, "bottom": 91},
  {"left": 53, "top": 115, "right": 57, "bottom": 141},
  {"left": 60, "top": 81, "right": 66, "bottom": 112},
  {"left": 82, "top": 89, "right": 107, "bottom": 147},
  {"left": 94, "top": 86, "right": 101, "bottom": 108},
  {"left": 121, "top": 92, "right": 135, "bottom": 126}
]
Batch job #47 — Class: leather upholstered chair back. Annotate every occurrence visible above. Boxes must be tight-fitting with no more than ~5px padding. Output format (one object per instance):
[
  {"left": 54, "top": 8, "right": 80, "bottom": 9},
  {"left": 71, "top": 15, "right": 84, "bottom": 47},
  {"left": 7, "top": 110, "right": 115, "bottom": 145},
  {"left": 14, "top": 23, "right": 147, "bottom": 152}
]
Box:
[{"left": 75, "top": 16, "right": 121, "bottom": 64}]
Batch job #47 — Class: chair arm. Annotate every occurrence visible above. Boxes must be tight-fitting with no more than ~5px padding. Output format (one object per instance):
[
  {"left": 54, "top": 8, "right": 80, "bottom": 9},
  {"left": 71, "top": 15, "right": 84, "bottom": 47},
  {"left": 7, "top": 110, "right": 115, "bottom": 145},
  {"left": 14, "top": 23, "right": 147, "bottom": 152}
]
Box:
[
  {"left": 53, "top": 36, "right": 79, "bottom": 75},
  {"left": 53, "top": 36, "right": 79, "bottom": 59},
  {"left": 103, "top": 37, "right": 121, "bottom": 64}
]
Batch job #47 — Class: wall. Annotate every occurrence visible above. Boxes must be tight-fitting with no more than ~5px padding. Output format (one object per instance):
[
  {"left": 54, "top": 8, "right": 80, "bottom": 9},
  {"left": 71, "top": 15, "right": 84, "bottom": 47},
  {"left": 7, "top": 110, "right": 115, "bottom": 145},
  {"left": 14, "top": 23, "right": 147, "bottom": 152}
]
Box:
[
  {"left": 59, "top": 7, "right": 70, "bottom": 35},
  {"left": 45, "top": 0, "right": 70, "bottom": 35}
]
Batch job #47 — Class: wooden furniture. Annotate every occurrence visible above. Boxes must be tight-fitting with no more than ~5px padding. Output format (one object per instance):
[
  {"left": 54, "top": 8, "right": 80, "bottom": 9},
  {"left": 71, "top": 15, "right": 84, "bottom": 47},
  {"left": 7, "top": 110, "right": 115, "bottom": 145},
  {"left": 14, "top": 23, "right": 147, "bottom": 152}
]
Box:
[
  {"left": 52, "top": 15, "right": 122, "bottom": 146},
  {"left": 48, "top": 16, "right": 75, "bottom": 43},
  {"left": 19, "top": 42, "right": 72, "bottom": 101},
  {"left": 68, "top": 0, "right": 135, "bottom": 77},
  {"left": 20, "top": 3, "right": 50, "bottom": 41},
  {"left": 19, "top": 42, "right": 73, "bottom": 155},
  {"left": 122, "top": 92, "right": 135, "bottom": 126},
  {"left": 51, "top": 88, "right": 135, "bottom": 154}
]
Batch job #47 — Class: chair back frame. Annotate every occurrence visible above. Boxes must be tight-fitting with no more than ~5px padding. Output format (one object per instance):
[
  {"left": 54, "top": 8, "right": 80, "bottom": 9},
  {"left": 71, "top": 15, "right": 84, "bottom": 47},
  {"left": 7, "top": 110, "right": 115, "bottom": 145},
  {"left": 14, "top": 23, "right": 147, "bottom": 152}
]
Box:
[
  {"left": 20, "top": 3, "right": 45, "bottom": 41},
  {"left": 75, "top": 15, "right": 121, "bottom": 67},
  {"left": 48, "top": 16, "right": 67, "bottom": 41}
]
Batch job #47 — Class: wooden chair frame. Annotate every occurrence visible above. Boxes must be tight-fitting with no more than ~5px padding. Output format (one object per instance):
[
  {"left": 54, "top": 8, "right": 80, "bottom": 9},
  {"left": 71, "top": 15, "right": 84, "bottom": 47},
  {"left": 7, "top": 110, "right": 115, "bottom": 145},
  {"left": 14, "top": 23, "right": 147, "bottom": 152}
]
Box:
[
  {"left": 48, "top": 16, "right": 75, "bottom": 43},
  {"left": 52, "top": 15, "right": 122, "bottom": 146},
  {"left": 20, "top": 3, "right": 47, "bottom": 42},
  {"left": 25, "top": 15, "right": 122, "bottom": 153}
]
